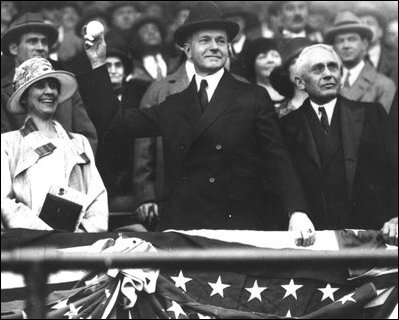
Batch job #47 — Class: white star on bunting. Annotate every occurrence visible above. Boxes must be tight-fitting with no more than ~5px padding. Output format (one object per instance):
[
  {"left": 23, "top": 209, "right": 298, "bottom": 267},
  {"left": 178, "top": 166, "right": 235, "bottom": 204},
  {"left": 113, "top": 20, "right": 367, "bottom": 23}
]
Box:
[
  {"left": 339, "top": 292, "right": 356, "bottom": 304},
  {"left": 318, "top": 284, "right": 339, "bottom": 301},
  {"left": 52, "top": 299, "right": 69, "bottom": 309},
  {"left": 286, "top": 310, "right": 292, "bottom": 317},
  {"left": 245, "top": 280, "right": 268, "bottom": 302},
  {"left": 198, "top": 313, "right": 211, "bottom": 319},
  {"left": 208, "top": 276, "right": 230, "bottom": 297},
  {"left": 171, "top": 270, "right": 192, "bottom": 292},
  {"left": 64, "top": 303, "right": 82, "bottom": 319},
  {"left": 167, "top": 301, "right": 186, "bottom": 318},
  {"left": 282, "top": 279, "right": 303, "bottom": 300}
]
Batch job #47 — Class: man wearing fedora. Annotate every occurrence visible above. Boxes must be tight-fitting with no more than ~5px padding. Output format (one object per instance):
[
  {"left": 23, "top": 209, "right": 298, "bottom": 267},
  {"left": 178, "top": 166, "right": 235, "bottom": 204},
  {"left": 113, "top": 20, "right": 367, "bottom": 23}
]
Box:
[
  {"left": 354, "top": 3, "right": 398, "bottom": 87},
  {"left": 1, "top": 12, "right": 98, "bottom": 153},
  {"left": 78, "top": 1, "right": 315, "bottom": 246},
  {"left": 279, "top": 44, "right": 397, "bottom": 245},
  {"left": 325, "top": 11, "right": 396, "bottom": 114}
]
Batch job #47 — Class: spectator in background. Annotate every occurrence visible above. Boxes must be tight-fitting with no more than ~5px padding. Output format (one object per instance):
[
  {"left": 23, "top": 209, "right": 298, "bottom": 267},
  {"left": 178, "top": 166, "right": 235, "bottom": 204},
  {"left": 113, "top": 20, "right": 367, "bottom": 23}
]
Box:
[
  {"left": 224, "top": 6, "right": 259, "bottom": 80},
  {"left": 354, "top": 3, "right": 398, "bottom": 86},
  {"left": 270, "top": 37, "right": 312, "bottom": 118},
  {"left": 107, "top": 1, "right": 142, "bottom": 49},
  {"left": 273, "top": 1, "right": 320, "bottom": 42},
  {"left": 1, "top": 1, "right": 18, "bottom": 36},
  {"left": 325, "top": 11, "right": 396, "bottom": 114},
  {"left": 143, "top": 1, "right": 168, "bottom": 20},
  {"left": 129, "top": 16, "right": 180, "bottom": 83},
  {"left": 1, "top": 12, "right": 98, "bottom": 153},
  {"left": 385, "top": 19, "right": 398, "bottom": 50},
  {"left": 1, "top": 57, "right": 108, "bottom": 232},
  {"left": 246, "top": 38, "right": 285, "bottom": 109},
  {"left": 57, "top": 2, "right": 84, "bottom": 64}
]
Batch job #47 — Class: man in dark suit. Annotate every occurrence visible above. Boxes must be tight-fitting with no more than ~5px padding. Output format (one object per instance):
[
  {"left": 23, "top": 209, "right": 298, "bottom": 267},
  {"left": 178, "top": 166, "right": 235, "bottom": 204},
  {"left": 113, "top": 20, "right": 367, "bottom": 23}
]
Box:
[
  {"left": 1, "top": 12, "right": 98, "bottom": 153},
  {"left": 78, "top": 1, "right": 315, "bottom": 246},
  {"left": 279, "top": 44, "right": 398, "bottom": 245}
]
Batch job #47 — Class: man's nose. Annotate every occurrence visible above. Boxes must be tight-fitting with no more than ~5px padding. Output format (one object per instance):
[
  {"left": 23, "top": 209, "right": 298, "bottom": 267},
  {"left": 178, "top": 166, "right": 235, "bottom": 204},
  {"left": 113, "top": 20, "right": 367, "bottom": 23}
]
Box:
[{"left": 209, "top": 39, "right": 219, "bottom": 50}]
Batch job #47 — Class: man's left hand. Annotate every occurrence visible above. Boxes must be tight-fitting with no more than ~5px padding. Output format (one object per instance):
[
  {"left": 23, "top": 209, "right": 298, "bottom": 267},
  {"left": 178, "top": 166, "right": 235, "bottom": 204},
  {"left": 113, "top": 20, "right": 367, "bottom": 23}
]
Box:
[
  {"left": 382, "top": 217, "right": 398, "bottom": 246},
  {"left": 289, "top": 212, "right": 316, "bottom": 247}
]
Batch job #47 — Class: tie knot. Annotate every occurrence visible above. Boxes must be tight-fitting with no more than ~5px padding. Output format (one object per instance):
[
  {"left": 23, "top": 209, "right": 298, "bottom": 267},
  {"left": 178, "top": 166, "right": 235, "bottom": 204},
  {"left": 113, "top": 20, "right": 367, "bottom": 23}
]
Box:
[{"left": 200, "top": 79, "right": 208, "bottom": 90}]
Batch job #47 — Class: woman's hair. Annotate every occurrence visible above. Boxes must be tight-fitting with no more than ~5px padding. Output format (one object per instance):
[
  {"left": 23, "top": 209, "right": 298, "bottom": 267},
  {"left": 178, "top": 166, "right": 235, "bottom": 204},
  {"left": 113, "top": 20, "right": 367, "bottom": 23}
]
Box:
[{"left": 270, "top": 65, "right": 295, "bottom": 99}]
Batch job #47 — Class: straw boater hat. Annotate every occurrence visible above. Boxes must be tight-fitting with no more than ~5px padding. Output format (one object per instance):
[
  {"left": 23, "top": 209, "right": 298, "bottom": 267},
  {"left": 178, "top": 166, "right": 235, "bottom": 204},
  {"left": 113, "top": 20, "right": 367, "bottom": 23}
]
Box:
[
  {"left": 174, "top": 1, "right": 239, "bottom": 47},
  {"left": 7, "top": 57, "right": 78, "bottom": 114},
  {"left": 1, "top": 12, "right": 58, "bottom": 56},
  {"left": 324, "top": 11, "right": 373, "bottom": 44}
]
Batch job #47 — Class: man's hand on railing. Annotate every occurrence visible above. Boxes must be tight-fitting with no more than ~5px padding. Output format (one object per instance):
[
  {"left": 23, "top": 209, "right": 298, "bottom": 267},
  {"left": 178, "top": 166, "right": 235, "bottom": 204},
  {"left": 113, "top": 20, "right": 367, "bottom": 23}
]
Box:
[
  {"left": 289, "top": 212, "right": 316, "bottom": 247},
  {"left": 382, "top": 217, "right": 398, "bottom": 246},
  {"left": 136, "top": 203, "right": 159, "bottom": 229}
]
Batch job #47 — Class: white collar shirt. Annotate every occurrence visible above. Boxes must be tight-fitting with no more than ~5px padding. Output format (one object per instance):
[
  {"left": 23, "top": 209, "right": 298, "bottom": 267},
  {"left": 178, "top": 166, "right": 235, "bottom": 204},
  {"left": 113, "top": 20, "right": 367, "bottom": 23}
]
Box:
[
  {"left": 194, "top": 68, "right": 225, "bottom": 102},
  {"left": 310, "top": 98, "right": 337, "bottom": 125},
  {"left": 342, "top": 60, "right": 365, "bottom": 87},
  {"left": 282, "top": 29, "right": 306, "bottom": 39},
  {"left": 143, "top": 54, "right": 167, "bottom": 79},
  {"left": 368, "top": 44, "right": 381, "bottom": 69},
  {"left": 185, "top": 60, "right": 196, "bottom": 82}
]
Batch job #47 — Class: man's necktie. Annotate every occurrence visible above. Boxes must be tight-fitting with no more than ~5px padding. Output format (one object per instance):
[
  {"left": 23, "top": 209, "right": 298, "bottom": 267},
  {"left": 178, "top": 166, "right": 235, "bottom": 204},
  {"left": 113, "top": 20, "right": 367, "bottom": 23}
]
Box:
[
  {"left": 318, "top": 106, "right": 329, "bottom": 134},
  {"left": 342, "top": 71, "right": 351, "bottom": 88},
  {"left": 198, "top": 79, "right": 208, "bottom": 112}
]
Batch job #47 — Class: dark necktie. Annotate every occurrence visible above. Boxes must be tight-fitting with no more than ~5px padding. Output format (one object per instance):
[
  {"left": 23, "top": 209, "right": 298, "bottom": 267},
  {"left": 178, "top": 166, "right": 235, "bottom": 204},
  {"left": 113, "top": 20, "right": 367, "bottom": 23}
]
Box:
[
  {"left": 198, "top": 79, "right": 208, "bottom": 112},
  {"left": 318, "top": 106, "right": 329, "bottom": 134}
]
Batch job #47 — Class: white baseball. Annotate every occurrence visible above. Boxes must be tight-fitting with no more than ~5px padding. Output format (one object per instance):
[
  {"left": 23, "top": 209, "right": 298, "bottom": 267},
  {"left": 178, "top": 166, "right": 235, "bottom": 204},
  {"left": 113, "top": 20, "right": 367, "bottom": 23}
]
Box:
[{"left": 86, "top": 21, "right": 104, "bottom": 39}]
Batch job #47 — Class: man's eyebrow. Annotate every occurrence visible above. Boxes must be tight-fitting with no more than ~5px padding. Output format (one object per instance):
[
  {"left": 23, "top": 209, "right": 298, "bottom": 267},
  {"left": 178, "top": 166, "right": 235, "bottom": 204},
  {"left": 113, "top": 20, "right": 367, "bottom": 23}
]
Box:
[{"left": 311, "top": 63, "right": 324, "bottom": 70}]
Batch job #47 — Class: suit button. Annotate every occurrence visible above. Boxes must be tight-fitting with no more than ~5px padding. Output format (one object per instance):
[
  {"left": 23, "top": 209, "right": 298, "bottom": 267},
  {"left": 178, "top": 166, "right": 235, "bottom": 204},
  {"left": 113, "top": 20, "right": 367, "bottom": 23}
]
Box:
[
  {"left": 228, "top": 214, "right": 232, "bottom": 218},
  {"left": 179, "top": 145, "right": 185, "bottom": 151},
  {"left": 215, "top": 144, "right": 222, "bottom": 150},
  {"left": 209, "top": 177, "right": 215, "bottom": 183}
]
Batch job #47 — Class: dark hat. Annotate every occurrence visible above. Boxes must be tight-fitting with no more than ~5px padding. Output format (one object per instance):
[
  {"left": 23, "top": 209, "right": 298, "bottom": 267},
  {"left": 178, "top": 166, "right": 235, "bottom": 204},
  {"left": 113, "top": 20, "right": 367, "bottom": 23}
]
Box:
[
  {"left": 353, "top": 3, "right": 386, "bottom": 29},
  {"left": 279, "top": 37, "right": 314, "bottom": 68},
  {"left": 174, "top": 1, "right": 239, "bottom": 47},
  {"left": 106, "top": 39, "right": 133, "bottom": 73},
  {"left": 223, "top": 6, "right": 259, "bottom": 31},
  {"left": 1, "top": 12, "right": 58, "bottom": 56},
  {"left": 325, "top": 11, "right": 373, "bottom": 44}
]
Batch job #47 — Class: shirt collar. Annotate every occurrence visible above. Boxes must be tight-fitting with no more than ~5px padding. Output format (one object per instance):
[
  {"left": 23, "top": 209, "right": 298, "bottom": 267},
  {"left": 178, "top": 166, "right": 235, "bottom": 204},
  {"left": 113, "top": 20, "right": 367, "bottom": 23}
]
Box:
[
  {"left": 282, "top": 29, "right": 306, "bottom": 38},
  {"left": 310, "top": 98, "right": 337, "bottom": 125},
  {"left": 185, "top": 60, "right": 196, "bottom": 82},
  {"left": 342, "top": 60, "right": 365, "bottom": 86},
  {"left": 194, "top": 68, "right": 225, "bottom": 101}
]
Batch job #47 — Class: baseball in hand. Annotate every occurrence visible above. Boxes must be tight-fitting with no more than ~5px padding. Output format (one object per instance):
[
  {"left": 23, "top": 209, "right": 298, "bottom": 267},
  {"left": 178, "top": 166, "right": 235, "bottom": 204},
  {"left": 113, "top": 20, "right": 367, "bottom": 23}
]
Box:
[{"left": 86, "top": 21, "right": 104, "bottom": 39}]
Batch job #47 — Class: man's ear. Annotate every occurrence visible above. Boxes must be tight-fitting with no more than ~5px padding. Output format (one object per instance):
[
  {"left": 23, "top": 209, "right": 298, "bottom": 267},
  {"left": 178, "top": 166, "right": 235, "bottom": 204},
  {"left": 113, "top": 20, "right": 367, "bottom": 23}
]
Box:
[
  {"left": 295, "top": 76, "right": 305, "bottom": 90},
  {"left": 8, "top": 43, "right": 18, "bottom": 56},
  {"left": 183, "top": 42, "right": 192, "bottom": 59}
]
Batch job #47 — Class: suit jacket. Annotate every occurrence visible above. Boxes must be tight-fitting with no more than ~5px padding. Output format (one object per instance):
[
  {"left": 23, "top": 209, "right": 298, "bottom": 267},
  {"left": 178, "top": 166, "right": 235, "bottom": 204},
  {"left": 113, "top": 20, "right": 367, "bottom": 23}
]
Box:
[
  {"left": 77, "top": 66, "right": 308, "bottom": 230},
  {"left": 1, "top": 69, "right": 98, "bottom": 154},
  {"left": 132, "top": 63, "right": 190, "bottom": 207},
  {"left": 279, "top": 96, "right": 397, "bottom": 229},
  {"left": 340, "top": 62, "right": 396, "bottom": 114},
  {"left": 377, "top": 45, "right": 398, "bottom": 87}
]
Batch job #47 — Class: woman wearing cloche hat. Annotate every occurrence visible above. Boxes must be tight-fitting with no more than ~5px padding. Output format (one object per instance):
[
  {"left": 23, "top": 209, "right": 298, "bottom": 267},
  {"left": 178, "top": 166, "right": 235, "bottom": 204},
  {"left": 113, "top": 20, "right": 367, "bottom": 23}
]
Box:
[{"left": 1, "top": 57, "right": 108, "bottom": 233}]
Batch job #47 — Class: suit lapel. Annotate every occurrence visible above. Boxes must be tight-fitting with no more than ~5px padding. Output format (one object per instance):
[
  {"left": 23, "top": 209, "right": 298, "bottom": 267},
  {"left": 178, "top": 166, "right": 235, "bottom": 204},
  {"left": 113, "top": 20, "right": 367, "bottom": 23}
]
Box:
[
  {"left": 299, "top": 102, "right": 322, "bottom": 170},
  {"left": 340, "top": 96, "right": 365, "bottom": 200},
  {"left": 341, "top": 63, "right": 375, "bottom": 101},
  {"left": 173, "top": 77, "right": 202, "bottom": 127},
  {"left": 168, "top": 65, "right": 190, "bottom": 95},
  {"left": 192, "top": 71, "right": 241, "bottom": 142}
]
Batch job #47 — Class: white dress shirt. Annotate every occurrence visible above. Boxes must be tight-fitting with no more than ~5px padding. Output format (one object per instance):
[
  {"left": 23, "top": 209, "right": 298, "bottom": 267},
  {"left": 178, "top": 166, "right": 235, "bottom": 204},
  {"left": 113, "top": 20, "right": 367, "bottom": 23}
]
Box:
[
  {"left": 282, "top": 29, "right": 306, "bottom": 39},
  {"left": 143, "top": 54, "right": 167, "bottom": 79},
  {"left": 310, "top": 98, "right": 337, "bottom": 125},
  {"left": 342, "top": 60, "right": 365, "bottom": 87},
  {"left": 367, "top": 44, "right": 381, "bottom": 69},
  {"left": 194, "top": 68, "right": 225, "bottom": 102},
  {"left": 185, "top": 60, "right": 196, "bottom": 82}
]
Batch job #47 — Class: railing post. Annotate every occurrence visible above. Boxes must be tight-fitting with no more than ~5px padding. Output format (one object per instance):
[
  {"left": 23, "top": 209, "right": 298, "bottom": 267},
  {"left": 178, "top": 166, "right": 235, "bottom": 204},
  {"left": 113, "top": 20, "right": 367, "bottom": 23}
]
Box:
[{"left": 24, "top": 262, "right": 48, "bottom": 319}]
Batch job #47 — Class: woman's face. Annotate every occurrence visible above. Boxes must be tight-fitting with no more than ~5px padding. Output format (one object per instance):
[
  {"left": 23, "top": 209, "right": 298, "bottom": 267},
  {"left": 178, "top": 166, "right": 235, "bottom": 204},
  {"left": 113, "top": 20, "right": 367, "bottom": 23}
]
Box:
[
  {"left": 24, "top": 78, "right": 60, "bottom": 120},
  {"left": 255, "top": 50, "right": 282, "bottom": 79}
]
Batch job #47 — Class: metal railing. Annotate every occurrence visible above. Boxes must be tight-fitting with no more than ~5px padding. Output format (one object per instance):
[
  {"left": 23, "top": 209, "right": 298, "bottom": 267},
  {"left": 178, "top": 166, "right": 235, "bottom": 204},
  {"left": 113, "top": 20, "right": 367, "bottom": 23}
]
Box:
[{"left": 1, "top": 247, "right": 398, "bottom": 319}]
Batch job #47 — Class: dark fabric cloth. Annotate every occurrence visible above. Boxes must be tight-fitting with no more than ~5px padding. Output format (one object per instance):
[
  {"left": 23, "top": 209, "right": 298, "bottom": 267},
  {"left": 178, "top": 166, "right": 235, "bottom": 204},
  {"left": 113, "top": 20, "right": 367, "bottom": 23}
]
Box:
[
  {"left": 279, "top": 96, "right": 398, "bottom": 230},
  {"left": 77, "top": 66, "right": 308, "bottom": 230},
  {"left": 1, "top": 66, "right": 98, "bottom": 154},
  {"left": 377, "top": 45, "right": 398, "bottom": 87}
]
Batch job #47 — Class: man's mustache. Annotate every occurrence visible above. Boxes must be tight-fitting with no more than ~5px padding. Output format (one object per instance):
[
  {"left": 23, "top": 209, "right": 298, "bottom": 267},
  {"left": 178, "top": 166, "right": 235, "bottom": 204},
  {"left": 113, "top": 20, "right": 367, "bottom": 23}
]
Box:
[{"left": 293, "top": 15, "right": 304, "bottom": 23}]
